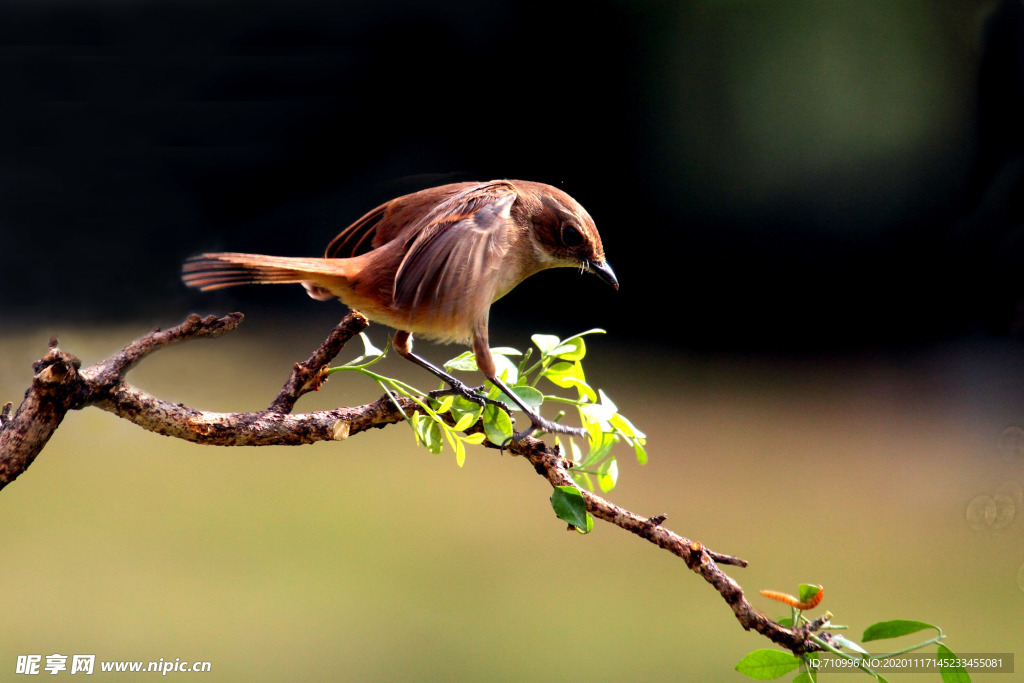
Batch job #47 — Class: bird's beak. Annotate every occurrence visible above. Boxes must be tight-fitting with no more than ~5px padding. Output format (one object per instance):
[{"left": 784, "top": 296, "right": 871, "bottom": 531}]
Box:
[{"left": 588, "top": 260, "right": 619, "bottom": 290}]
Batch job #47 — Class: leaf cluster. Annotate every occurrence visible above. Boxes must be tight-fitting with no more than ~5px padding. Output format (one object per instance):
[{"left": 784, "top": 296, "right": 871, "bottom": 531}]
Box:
[
  {"left": 327, "top": 329, "right": 647, "bottom": 531},
  {"left": 737, "top": 601, "right": 971, "bottom": 683},
  {"left": 442, "top": 330, "right": 646, "bottom": 483}
]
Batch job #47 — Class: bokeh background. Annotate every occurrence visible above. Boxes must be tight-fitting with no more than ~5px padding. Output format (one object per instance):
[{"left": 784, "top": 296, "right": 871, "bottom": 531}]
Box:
[{"left": 2, "top": 0, "right": 1023, "bottom": 680}]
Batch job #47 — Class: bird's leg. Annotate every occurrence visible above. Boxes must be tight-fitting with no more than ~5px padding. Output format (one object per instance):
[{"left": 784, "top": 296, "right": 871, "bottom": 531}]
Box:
[
  {"left": 428, "top": 383, "right": 489, "bottom": 400},
  {"left": 469, "top": 325, "right": 586, "bottom": 444},
  {"left": 487, "top": 374, "right": 588, "bottom": 443},
  {"left": 392, "top": 331, "right": 511, "bottom": 413}
]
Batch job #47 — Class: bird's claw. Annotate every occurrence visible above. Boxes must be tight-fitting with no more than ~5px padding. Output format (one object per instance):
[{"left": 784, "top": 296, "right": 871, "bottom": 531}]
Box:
[
  {"left": 501, "top": 415, "right": 588, "bottom": 449},
  {"left": 432, "top": 379, "right": 587, "bottom": 452},
  {"left": 429, "top": 380, "right": 512, "bottom": 415}
]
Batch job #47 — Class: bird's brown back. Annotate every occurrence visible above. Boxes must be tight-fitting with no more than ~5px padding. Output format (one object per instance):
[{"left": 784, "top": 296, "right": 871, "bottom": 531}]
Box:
[
  {"left": 324, "top": 182, "right": 481, "bottom": 259},
  {"left": 184, "top": 179, "right": 610, "bottom": 345}
]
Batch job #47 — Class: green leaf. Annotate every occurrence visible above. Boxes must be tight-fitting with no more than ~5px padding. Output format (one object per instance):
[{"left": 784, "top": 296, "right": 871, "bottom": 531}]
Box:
[
  {"left": 578, "top": 400, "right": 615, "bottom": 431},
  {"left": 442, "top": 422, "right": 457, "bottom": 453},
  {"left": 452, "top": 411, "right": 477, "bottom": 432},
  {"left": 609, "top": 414, "right": 641, "bottom": 441},
  {"left": 482, "top": 404, "right": 513, "bottom": 446},
  {"left": 432, "top": 394, "right": 455, "bottom": 415},
  {"left": 582, "top": 431, "right": 618, "bottom": 466},
  {"left": 410, "top": 411, "right": 425, "bottom": 444},
  {"left": 634, "top": 440, "right": 648, "bottom": 465},
  {"left": 443, "top": 350, "right": 478, "bottom": 372},
  {"left": 411, "top": 411, "right": 430, "bottom": 445},
  {"left": 734, "top": 649, "right": 802, "bottom": 680},
  {"left": 485, "top": 368, "right": 513, "bottom": 404},
  {"left": 597, "top": 457, "right": 618, "bottom": 492},
  {"left": 597, "top": 388, "right": 618, "bottom": 413},
  {"left": 797, "top": 584, "right": 821, "bottom": 603},
  {"left": 610, "top": 411, "right": 646, "bottom": 440},
  {"left": 550, "top": 485, "right": 591, "bottom": 532},
  {"left": 542, "top": 360, "right": 585, "bottom": 387},
  {"left": 462, "top": 432, "right": 486, "bottom": 445},
  {"left": 531, "top": 333, "right": 561, "bottom": 355},
  {"left": 572, "top": 470, "right": 595, "bottom": 492},
  {"left": 861, "top": 620, "right": 938, "bottom": 642},
  {"left": 516, "top": 347, "right": 535, "bottom": 378},
  {"left": 831, "top": 635, "right": 868, "bottom": 656},
  {"left": 579, "top": 389, "right": 630, "bottom": 432},
  {"left": 423, "top": 418, "right": 443, "bottom": 454},
  {"left": 490, "top": 383, "right": 544, "bottom": 413},
  {"left": 550, "top": 336, "right": 586, "bottom": 361},
  {"left": 450, "top": 396, "right": 483, "bottom": 429},
  {"left": 492, "top": 358, "right": 519, "bottom": 386},
  {"left": 937, "top": 644, "right": 970, "bottom": 683},
  {"left": 454, "top": 438, "right": 466, "bottom": 468},
  {"left": 567, "top": 438, "right": 584, "bottom": 464},
  {"left": 540, "top": 358, "right": 598, "bottom": 401},
  {"left": 496, "top": 355, "right": 518, "bottom": 377},
  {"left": 574, "top": 380, "right": 598, "bottom": 403},
  {"left": 359, "top": 332, "right": 384, "bottom": 358},
  {"left": 562, "top": 328, "right": 606, "bottom": 346},
  {"left": 444, "top": 347, "right": 521, "bottom": 374},
  {"left": 791, "top": 672, "right": 815, "bottom": 683}
]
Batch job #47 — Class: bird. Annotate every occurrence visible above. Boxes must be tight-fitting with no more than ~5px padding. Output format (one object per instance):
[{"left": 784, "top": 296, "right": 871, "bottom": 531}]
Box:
[{"left": 182, "top": 179, "right": 618, "bottom": 442}]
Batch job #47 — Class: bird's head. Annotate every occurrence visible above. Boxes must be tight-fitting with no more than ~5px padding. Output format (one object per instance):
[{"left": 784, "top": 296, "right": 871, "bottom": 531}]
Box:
[{"left": 520, "top": 182, "right": 618, "bottom": 290}]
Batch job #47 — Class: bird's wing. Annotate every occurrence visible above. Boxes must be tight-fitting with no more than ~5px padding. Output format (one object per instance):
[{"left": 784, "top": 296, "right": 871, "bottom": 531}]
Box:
[
  {"left": 323, "top": 203, "right": 388, "bottom": 259},
  {"left": 393, "top": 181, "right": 518, "bottom": 333},
  {"left": 324, "top": 182, "right": 481, "bottom": 259}
]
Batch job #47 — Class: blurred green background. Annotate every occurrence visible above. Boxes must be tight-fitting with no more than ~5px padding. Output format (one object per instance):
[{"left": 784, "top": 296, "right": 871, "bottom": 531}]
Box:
[{"left": 3, "top": 0, "right": 1024, "bottom": 679}]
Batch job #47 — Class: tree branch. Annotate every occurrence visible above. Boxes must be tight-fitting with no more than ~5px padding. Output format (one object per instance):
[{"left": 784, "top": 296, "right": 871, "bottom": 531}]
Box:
[
  {"left": 0, "top": 341, "right": 82, "bottom": 488},
  {"left": 511, "top": 437, "right": 822, "bottom": 653},
  {"left": 268, "top": 311, "right": 370, "bottom": 413},
  {"left": 0, "top": 312, "right": 823, "bottom": 657}
]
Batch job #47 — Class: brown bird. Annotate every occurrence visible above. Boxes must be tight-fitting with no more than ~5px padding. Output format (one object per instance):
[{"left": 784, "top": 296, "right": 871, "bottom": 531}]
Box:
[{"left": 182, "top": 179, "right": 617, "bottom": 442}]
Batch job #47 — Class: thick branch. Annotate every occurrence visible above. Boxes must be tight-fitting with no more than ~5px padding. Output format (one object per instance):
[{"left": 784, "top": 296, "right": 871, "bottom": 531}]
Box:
[
  {"left": 0, "top": 311, "right": 822, "bottom": 656},
  {"left": 0, "top": 343, "right": 82, "bottom": 487},
  {"left": 94, "top": 384, "right": 410, "bottom": 445},
  {"left": 0, "top": 312, "right": 395, "bottom": 486}
]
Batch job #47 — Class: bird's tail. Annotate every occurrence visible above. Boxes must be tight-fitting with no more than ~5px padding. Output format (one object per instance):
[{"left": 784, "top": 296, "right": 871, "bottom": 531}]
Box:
[{"left": 182, "top": 253, "right": 350, "bottom": 299}]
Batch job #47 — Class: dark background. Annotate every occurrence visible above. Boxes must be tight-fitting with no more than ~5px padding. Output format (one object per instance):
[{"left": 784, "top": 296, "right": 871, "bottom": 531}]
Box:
[{"left": 2, "top": 0, "right": 1023, "bottom": 353}]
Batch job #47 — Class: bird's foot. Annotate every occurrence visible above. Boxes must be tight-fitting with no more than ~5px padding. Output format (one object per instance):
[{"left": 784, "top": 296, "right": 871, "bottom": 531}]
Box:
[
  {"left": 503, "top": 413, "right": 588, "bottom": 448},
  {"left": 429, "top": 380, "right": 512, "bottom": 415},
  {"left": 431, "top": 379, "right": 587, "bottom": 450}
]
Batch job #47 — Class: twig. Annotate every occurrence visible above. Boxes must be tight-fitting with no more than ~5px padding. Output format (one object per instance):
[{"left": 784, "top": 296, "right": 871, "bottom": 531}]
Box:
[
  {"left": 81, "top": 312, "right": 245, "bottom": 387},
  {"left": 268, "top": 312, "right": 369, "bottom": 413},
  {"left": 508, "top": 436, "right": 821, "bottom": 654}
]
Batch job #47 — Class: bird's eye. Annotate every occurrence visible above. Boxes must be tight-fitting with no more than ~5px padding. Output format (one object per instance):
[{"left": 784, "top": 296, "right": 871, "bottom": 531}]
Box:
[{"left": 561, "top": 223, "right": 584, "bottom": 247}]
